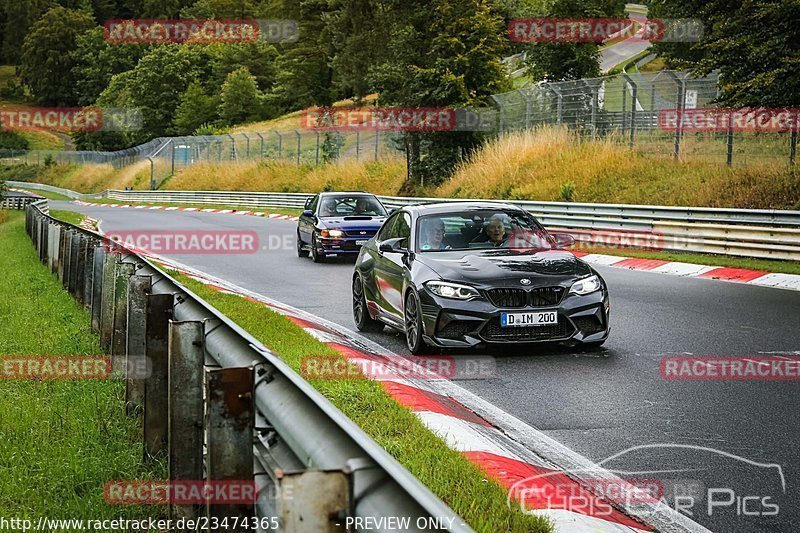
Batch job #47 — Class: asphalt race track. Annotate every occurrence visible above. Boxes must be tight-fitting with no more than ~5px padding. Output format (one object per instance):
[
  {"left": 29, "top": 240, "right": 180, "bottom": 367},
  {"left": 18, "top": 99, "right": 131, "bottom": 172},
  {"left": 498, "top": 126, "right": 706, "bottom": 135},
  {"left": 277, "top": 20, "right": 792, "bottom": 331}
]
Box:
[{"left": 56, "top": 201, "right": 800, "bottom": 532}]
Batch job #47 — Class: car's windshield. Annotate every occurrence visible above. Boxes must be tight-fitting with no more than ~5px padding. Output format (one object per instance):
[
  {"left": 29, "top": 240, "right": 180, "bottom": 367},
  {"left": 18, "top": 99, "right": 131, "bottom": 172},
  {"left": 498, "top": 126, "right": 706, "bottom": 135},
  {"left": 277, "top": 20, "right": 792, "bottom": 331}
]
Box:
[
  {"left": 318, "top": 195, "right": 387, "bottom": 217},
  {"left": 416, "top": 210, "right": 555, "bottom": 253}
]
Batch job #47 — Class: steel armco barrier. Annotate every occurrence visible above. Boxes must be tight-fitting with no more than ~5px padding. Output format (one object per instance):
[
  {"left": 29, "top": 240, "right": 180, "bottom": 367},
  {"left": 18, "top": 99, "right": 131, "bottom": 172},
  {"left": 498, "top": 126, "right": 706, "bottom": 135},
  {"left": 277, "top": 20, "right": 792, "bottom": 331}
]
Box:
[
  {"left": 92, "top": 188, "right": 800, "bottom": 261},
  {"left": 24, "top": 199, "right": 470, "bottom": 533}
]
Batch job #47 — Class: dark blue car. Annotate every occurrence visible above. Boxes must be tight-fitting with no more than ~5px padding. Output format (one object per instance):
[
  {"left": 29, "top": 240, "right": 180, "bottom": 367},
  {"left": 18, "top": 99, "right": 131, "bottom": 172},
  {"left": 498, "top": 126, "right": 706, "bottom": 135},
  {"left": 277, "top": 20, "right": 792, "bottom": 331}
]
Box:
[{"left": 297, "top": 192, "right": 389, "bottom": 262}]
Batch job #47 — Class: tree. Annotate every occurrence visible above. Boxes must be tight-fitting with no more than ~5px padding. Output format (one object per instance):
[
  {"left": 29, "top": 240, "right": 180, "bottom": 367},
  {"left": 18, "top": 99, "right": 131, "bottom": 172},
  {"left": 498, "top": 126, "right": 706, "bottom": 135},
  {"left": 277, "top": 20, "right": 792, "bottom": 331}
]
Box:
[
  {"left": 219, "top": 67, "right": 262, "bottom": 125},
  {"left": 71, "top": 26, "right": 149, "bottom": 106},
  {"left": 269, "top": 0, "right": 338, "bottom": 110},
  {"left": 172, "top": 81, "right": 219, "bottom": 134},
  {"left": 523, "top": 0, "right": 625, "bottom": 81},
  {"left": 0, "top": 0, "right": 51, "bottom": 64},
  {"left": 371, "top": 0, "right": 510, "bottom": 189},
  {"left": 651, "top": 0, "right": 800, "bottom": 107},
  {"left": 19, "top": 6, "right": 97, "bottom": 104}
]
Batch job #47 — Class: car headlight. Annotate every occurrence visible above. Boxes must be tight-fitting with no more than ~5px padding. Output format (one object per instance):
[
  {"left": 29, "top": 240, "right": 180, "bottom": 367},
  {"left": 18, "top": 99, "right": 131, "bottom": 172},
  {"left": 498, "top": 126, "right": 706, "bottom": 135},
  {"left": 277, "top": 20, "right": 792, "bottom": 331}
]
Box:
[
  {"left": 426, "top": 281, "right": 480, "bottom": 300},
  {"left": 321, "top": 229, "right": 344, "bottom": 238},
  {"left": 569, "top": 275, "right": 602, "bottom": 296}
]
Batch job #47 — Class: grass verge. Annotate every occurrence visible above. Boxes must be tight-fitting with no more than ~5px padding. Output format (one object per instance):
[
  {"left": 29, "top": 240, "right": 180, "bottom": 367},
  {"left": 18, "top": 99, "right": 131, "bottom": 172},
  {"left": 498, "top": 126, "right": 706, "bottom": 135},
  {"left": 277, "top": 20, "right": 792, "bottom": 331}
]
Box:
[
  {"left": 49, "top": 209, "right": 86, "bottom": 226},
  {"left": 0, "top": 211, "right": 166, "bottom": 518},
  {"left": 171, "top": 271, "right": 551, "bottom": 533},
  {"left": 572, "top": 244, "right": 800, "bottom": 276}
]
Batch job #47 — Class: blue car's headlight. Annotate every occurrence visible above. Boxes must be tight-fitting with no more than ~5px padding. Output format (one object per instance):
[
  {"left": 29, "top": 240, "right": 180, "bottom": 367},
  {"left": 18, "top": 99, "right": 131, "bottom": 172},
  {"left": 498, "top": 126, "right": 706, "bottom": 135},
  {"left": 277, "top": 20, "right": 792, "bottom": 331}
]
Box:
[
  {"left": 426, "top": 281, "right": 480, "bottom": 300},
  {"left": 569, "top": 275, "right": 602, "bottom": 296}
]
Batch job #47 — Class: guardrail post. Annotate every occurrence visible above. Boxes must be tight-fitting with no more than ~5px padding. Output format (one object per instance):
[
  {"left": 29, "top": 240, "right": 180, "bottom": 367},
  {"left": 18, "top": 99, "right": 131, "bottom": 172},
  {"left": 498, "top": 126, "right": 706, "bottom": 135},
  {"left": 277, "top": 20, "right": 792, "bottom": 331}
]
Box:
[
  {"left": 168, "top": 321, "right": 206, "bottom": 520},
  {"left": 100, "top": 251, "right": 120, "bottom": 352},
  {"left": 76, "top": 236, "right": 89, "bottom": 306},
  {"left": 112, "top": 262, "right": 135, "bottom": 358},
  {"left": 68, "top": 231, "right": 80, "bottom": 295},
  {"left": 82, "top": 242, "right": 96, "bottom": 310},
  {"left": 144, "top": 293, "right": 174, "bottom": 458},
  {"left": 58, "top": 229, "right": 69, "bottom": 285},
  {"left": 91, "top": 245, "right": 105, "bottom": 334},
  {"left": 126, "top": 274, "right": 150, "bottom": 416},
  {"left": 47, "top": 223, "right": 58, "bottom": 272},
  {"left": 206, "top": 367, "right": 255, "bottom": 520}
]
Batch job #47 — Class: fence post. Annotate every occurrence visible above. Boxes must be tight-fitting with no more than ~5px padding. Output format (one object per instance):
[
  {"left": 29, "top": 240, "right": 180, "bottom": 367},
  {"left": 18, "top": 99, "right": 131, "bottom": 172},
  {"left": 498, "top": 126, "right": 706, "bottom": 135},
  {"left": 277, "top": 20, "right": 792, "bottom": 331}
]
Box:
[
  {"left": 206, "top": 367, "right": 255, "bottom": 520},
  {"left": 68, "top": 231, "right": 81, "bottom": 296},
  {"left": 727, "top": 112, "right": 734, "bottom": 166},
  {"left": 621, "top": 82, "right": 627, "bottom": 137},
  {"left": 356, "top": 130, "right": 360, "bottom": 161},
  {"left": 168, "top": 320, "right": 206, "bottom": 521},
  {"left": 295, "top": 130, "right": 301, "bottom": 165},
  {"left": 790, "top": 124, "right": 798, "bottom": 167},
  {"left": 489, "top": 95, "right": 505, "bottom": 134},
  {"left": 622, "top": 74, "right": 637, "bottom": 149},
  {"left": 170, "top": 139, "right": 175, "bottom": 176},
  {"left": 144, "top": 293, "right": 174, "bottom": 459},
  {"left": 276, "top": 132, "right": 283, "bottom": 159},
  {"left": 149, "top": 157, "right": 156, "bottom": 190},
  {"left": 315, "top": 131, "right": 321, "bottom": 164},
  {"left": 664, "top": 71, "right": 686, "bottom": 160},
  {"left": 245, "top": 133, "right": 251, "bottom": 159},
  {"left": 256, "top": 132, "right": 265, "bottom": 159},
  {"left": 126, "top": 274, "right": 150, "bottom": 416},
  {"left": 374, "top": 130, "right": 380, "bottom": 161},
  {"left": 75, "top": 236, "right": 88, "bottom": 306},
  {"left": 520, "top": 89, "right": 533, "bottom": 129}
]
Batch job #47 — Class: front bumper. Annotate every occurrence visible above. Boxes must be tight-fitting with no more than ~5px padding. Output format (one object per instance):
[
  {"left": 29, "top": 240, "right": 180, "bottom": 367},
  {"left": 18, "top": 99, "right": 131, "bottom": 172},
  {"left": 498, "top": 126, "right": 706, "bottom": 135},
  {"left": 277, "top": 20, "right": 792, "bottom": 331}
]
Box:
[
  {"left": 318, "top": 236, "right": 371, "bottom": 254},
  {"left": 418, "top": 285, "right": 610, "bottom": 348}
]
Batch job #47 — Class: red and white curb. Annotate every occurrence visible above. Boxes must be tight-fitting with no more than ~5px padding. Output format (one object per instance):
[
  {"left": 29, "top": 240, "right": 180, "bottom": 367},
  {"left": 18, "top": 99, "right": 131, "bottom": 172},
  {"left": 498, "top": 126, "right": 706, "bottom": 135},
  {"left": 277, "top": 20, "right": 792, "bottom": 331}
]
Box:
[
  {"left": 74, "top": 199, "right": 799, "bottom": 293},
  {"left": 99, "top": 228, "right": 708, "bottom": 533},
  {"left": 572, "top": 252, "right": 800, "bottom": 292},
  {"left": 73, "top": 200, "right": 300, "bottom": 222}
]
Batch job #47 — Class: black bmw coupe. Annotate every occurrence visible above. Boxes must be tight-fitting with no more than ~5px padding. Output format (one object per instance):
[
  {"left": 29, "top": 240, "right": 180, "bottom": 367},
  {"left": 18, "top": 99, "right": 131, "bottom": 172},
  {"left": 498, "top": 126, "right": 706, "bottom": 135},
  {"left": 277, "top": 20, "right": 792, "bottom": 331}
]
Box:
[{"left": 352, "top": 202, "right": 610, "bottom": 354}]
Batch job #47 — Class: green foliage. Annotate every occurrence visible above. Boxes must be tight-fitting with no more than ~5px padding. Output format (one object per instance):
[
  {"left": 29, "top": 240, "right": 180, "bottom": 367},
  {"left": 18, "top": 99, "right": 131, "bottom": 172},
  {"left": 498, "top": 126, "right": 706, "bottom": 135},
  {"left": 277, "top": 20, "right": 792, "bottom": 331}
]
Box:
[
  {"left": 0, "top": 131, "right": 29, "bottom": 150},
  {"left": 651, "top": 0, "right": 800, "bottom": 107},
  {"left": 172, "top": 82, "right": 220, "bottom": 135},
  {"left": 523, "top": 0, "right": 624, "bottom": 81},
  {"left": 193, "top": 122, "right": 230, "bottom": 136},
  {"left": 70, "top": 26, "right": 149, "bottom": 106},
  {"left": 18, "top": 6, "right": 96, "bottom": 104},
  {"left": 560, "top": 181, "right": 576, "bottom": 201},
  {"left": 219, "top": 67, "right": 262, "bottom": 126}
]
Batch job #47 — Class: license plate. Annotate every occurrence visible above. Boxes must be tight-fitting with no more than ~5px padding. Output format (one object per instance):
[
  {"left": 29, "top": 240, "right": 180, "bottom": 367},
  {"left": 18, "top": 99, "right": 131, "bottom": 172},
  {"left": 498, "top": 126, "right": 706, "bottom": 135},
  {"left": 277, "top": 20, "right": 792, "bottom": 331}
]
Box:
[
  {"left": 501, "top": 311, "right": 558, "bottom": 327},
  {"left": 355, "top": 240, "right": 368, "bottom": 246}
]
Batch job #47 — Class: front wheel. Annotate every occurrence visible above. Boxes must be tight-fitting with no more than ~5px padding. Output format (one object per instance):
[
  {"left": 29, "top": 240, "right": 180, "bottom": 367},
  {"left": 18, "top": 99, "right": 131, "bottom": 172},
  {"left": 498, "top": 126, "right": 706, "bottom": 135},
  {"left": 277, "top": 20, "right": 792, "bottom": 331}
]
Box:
[
  {"left": 353, "top": 275, "right": 384, "bottom": 332},
  {"left": 296, "top": 231, "right": 309, "bottom": 258},
  {"left": 311, "top": 233, "right": 326, "bottom": 263},
  {"left": 404, "top": 290, "right": 431, "bottom": 355}
]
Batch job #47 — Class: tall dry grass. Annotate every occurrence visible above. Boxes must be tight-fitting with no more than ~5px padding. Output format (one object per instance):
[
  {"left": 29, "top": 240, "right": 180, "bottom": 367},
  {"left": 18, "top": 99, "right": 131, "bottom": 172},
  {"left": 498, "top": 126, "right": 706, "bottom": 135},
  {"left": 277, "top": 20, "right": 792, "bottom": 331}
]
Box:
[
  {"left": 434, "top": 127, "right": 800, "bottom": 209},
  {"left": 167, "top": 158, "right": 407, "bottom": 195}
]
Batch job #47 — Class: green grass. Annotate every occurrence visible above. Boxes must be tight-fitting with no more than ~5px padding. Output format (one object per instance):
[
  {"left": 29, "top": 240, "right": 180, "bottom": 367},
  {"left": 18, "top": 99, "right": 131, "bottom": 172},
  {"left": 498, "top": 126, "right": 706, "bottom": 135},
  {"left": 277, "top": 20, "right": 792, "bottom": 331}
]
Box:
[
  {"left": 13, "top": 188, "right": 72, "bottom": 201},
  {"left": 575, "top": 244, "right": 800, "bottom": 275},
  {"left": 171, "top": 272, "right": 552, "bottom": 533},
  {"left": 49, "top": 209, "right": 85, "bottom": 226},
  {"left": 0, "top": 211, "right": 166, "bottom": 519}
]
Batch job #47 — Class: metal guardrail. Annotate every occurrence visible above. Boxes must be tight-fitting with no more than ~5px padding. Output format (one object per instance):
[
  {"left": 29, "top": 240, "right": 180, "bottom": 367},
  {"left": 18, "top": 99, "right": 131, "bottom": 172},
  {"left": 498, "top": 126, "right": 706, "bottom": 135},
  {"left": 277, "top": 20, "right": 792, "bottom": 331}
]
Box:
[
  {"left": 91, "top": 188, "right": 800, "bottom": 261},
  {"left": 24, "top": 199, "right": 469, "bottom": 533},
  {"left": 1, "top": 191, "right": 45, "bottom": 209}
]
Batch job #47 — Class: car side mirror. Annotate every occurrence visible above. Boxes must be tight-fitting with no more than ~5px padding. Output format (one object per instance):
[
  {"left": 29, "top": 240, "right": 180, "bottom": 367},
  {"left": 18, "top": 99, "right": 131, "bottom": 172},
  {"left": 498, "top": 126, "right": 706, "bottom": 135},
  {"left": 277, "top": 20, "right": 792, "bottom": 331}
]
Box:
[
  {"left": 302, "top": 209, "right": 314, "bottom": 217},
  {"left": 379, "top": 237, "right": 407, "bottom": 254},
  {"left": 387, "top": 208, "right": 396, "bottom": 215},
  {"left": 553, "top": 233, "right": 575, "bottom": 248}
]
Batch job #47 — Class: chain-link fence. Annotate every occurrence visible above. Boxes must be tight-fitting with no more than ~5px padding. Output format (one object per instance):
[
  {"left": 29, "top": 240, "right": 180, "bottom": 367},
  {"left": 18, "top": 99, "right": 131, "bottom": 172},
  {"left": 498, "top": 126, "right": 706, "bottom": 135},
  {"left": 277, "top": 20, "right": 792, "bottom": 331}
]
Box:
[
  {"left": 2, "top": 70, "right": 797, "bottom": 188},
  {"left": 493, "top": 69, "right": 798, "bottom": 167}
]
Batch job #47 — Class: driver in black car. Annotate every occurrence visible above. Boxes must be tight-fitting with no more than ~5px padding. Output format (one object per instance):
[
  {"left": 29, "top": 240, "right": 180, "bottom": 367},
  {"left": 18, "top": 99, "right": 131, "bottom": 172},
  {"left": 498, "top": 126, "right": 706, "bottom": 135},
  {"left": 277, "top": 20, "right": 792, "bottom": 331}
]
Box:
[{"left": 485, "top": 216, "right": 507, "bottom": 246}]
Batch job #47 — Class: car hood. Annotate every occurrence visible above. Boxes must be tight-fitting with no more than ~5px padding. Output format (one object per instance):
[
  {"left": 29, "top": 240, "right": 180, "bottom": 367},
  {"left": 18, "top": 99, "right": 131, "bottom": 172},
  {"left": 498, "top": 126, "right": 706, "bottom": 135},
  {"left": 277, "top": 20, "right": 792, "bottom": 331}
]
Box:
[
  {"left": 416, "top": 249, "right": 592, "bottom": 286},
  {"left": 319, "top": 216, "right": 386, "bottom": 229}
]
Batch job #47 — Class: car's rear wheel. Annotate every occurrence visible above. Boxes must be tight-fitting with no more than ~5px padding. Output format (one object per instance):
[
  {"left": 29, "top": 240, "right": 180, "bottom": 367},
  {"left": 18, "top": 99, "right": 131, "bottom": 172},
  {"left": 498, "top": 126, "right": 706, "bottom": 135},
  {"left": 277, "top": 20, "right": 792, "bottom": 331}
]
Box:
[
  {"left": 311, "top": 233, "right": 326, "bottom": 263},
  {"left": 296, "top": 231, "right": 309, "bottom": 258},
  {"left": 404, "top": 290, "right": 431, "bottom": 355},
  {"left": 353, "top": 275, "right": 383, "bottom": 332}
]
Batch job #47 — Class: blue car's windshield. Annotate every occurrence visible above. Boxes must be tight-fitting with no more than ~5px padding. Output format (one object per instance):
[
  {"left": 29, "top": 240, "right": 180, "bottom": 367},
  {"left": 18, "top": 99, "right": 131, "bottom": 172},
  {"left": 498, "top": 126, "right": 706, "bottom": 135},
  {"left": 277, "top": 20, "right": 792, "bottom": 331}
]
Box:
[
  {"left": 417, "top": 210, "right": 555, "bottom": 253},
  {"left": 318, "top": 195, "right": 387, "bottom": 217}
]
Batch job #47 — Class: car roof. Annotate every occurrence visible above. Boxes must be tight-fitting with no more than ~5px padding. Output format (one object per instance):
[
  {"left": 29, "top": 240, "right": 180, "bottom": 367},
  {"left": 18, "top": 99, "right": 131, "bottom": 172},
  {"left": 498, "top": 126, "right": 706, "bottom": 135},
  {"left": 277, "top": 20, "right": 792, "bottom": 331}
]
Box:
[
  {"left": 319, "top": 191, "right": 376, "bottom": 197},
  {"left": 401, "top": 202, "right": 527, "bottom": 215}
]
